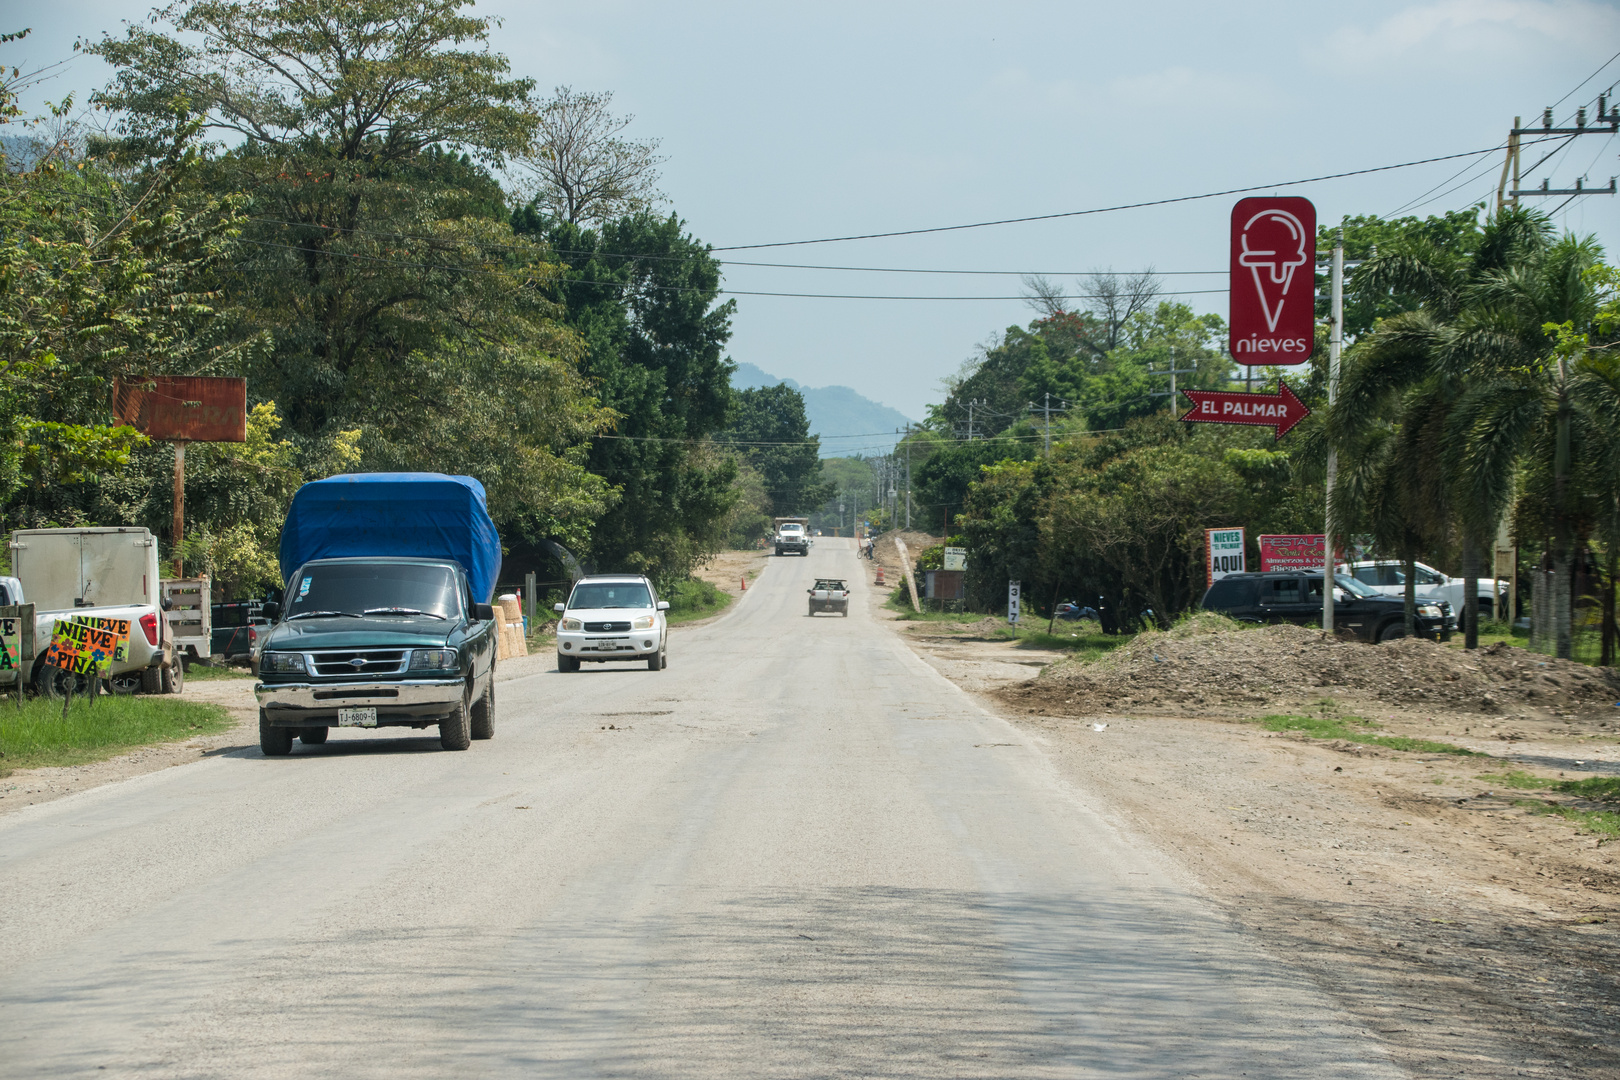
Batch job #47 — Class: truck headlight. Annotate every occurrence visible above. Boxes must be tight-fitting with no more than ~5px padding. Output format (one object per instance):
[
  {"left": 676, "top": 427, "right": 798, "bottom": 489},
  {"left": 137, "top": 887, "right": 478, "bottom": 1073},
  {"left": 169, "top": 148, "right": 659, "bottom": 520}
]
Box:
[
  {"left": 260, "top": 652, "right": 306, "bottom": 674},
  {"left": 1417, "top": 604, "right": 1442, "bottom": 618},
  {"left": 633, "top": 615, "right": 655, "bottom": 630},
  {"left": 560, "top": 617, "right": 582, "bottom": 631},
  {"left": 409, "top": 648, "right": 458, "bottom": 670}
]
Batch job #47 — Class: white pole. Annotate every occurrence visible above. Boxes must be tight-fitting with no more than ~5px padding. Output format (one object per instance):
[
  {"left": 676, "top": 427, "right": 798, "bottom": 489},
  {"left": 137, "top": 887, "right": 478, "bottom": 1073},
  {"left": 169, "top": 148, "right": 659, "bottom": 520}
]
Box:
[{"left": 1322, "top": 229, "right": 1344, "bottom": 633}]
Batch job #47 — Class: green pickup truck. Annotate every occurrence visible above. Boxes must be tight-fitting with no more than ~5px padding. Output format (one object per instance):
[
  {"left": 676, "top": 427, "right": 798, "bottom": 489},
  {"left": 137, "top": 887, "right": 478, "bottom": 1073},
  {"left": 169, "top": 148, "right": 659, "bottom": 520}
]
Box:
[
  {"left": 254, "top": 558, "right": 497, "bottom": 753},
  {"left": 253, "top": 473, "right": 504, "bottom": 756}
]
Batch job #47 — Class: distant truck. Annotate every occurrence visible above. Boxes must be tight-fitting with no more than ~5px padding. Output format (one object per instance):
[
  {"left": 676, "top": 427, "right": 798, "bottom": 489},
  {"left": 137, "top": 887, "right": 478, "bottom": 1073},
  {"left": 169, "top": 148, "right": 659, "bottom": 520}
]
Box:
[
  {"left": 253, "top": 473, "right": 501, "bottom": 756},
  {"left": 8, "top": 527, "right": 180, "bottom": 696},
  {"left": 773, "top": 517, "right": 810, "bottom": 556}
]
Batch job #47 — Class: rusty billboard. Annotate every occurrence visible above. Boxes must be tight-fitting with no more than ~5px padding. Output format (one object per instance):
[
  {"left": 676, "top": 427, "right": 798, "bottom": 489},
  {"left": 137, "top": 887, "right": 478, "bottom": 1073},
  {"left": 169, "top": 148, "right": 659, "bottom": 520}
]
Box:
[{"left": 114, "top": 376, "right": 247, "bottom": 443}]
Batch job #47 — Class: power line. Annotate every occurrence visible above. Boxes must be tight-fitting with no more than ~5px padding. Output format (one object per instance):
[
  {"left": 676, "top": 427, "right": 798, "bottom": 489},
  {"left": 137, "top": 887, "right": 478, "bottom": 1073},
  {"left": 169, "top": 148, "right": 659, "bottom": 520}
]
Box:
[
  {"left": 237, "top": 238, "right": 1232, "bottom": 301},
  {"left": 709, "top": 144, "right": 1524, "bottom": 251},
  {"left": 1551, "top": 46, "right": 1620, "bottom": 110}
]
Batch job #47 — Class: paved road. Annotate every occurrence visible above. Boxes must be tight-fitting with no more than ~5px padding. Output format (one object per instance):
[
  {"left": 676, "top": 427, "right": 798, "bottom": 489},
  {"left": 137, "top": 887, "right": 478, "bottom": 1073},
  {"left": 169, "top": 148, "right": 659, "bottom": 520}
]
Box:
[{"left": 0, "top": 539, "right": 1401, "bottom": 1078}]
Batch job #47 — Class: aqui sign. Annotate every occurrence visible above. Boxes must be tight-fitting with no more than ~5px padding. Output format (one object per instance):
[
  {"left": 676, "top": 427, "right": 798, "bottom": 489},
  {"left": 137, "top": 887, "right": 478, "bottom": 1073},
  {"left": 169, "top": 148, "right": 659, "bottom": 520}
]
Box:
[{"left": 1206, "top": 528, "right": 1246, "bottom": 587}]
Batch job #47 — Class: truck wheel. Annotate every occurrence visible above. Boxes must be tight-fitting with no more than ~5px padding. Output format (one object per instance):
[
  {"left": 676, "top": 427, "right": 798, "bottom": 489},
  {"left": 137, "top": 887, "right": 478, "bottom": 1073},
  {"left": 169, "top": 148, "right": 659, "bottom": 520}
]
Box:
[
  {"left": 35, "top": 664, "right": 90, "bottom": 700},
  {"left": 161, "top": 658, "right": 184, "bottom": 694},
  {"left": 259, "top": 710, "right": 293, "bottom": 756},
  {"left": 647, "top": 648, "right": 664, "bottom": 672},
  {"left": 108, "top": 672, "right": 142, "bottom": 695},
  {"left": 300, "top": 726, "right": 329, "bottom": 745},
  {"left": 557, "top": 653, "right": 580, "bottom": 672},
  {"left": 1377, "top": 622, "right": 1407, "bottom": 643},
  {"left": 141, "top": 667, "right": 163, "bottom": 694},
  {"left": 470, "top": 679, "right": 495, "bottom": 740},
  {"left": 440, "top": 687, "right": 472, "bottom": 751}
]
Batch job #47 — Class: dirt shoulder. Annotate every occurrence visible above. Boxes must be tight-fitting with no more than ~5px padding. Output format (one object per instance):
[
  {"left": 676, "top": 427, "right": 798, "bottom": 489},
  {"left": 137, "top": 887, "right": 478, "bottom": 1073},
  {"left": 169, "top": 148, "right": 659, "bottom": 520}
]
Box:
[
  {"left": 898, "top": 619, "right": 1620, "bottom": 1080},
  {"left": 694, "top": 547, "right": 769, "bottom": 599}
]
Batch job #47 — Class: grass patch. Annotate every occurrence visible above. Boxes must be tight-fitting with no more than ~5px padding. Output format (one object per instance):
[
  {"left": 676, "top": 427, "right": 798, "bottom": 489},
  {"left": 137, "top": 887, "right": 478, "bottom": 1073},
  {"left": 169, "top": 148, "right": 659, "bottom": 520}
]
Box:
[
  {"left": 183, "top": 663, "right": 256, "bottom": 681},
  {"left": 665, "top": 577, "right": 734, "bottom": 625},
  {"left": 1259, "top": 714, "right": 1483, "bottom": 755},
  {"left": 1513, "top": 799, "right": 1620, "bottom": 838},
  {"left": 0, "top": 696, "right": 232, "bottom": 774},
  {"left": 1478, "top": 771, "right": 1620, "bottom": 801}
]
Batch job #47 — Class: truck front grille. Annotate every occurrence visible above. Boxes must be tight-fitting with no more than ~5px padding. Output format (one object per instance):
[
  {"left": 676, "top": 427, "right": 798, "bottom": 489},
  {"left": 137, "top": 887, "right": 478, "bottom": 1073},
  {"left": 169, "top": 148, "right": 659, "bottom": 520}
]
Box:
[
  {"left": 309, "top": 649, "right": 409, "bottom": 677},
  {"left": 584, "top": 621, "right": 631, "bottom": 633}
]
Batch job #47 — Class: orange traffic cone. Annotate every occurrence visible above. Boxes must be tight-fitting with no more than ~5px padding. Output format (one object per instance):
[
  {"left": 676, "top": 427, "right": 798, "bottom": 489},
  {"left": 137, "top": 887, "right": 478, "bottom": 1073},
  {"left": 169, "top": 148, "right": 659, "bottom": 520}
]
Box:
[
  {"left": 875, "top": 566, "right": 886, "bottom": 587},
  {"left": 740, "top": 575, "right": 747, "bottom": 592}
]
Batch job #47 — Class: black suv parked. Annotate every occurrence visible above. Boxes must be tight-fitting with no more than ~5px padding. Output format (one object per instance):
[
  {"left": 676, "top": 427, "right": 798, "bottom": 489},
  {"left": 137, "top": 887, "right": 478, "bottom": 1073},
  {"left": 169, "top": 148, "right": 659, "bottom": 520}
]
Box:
[{"left": 1200, "top": 571, "right": 1454, "bottom": 643}]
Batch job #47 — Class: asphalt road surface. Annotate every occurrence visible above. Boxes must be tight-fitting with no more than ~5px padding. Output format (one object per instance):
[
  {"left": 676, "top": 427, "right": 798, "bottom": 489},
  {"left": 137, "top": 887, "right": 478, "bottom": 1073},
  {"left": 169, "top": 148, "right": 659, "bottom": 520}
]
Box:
[{"left": 0, "top": 538, "right": 1402, "bottom": 1078}]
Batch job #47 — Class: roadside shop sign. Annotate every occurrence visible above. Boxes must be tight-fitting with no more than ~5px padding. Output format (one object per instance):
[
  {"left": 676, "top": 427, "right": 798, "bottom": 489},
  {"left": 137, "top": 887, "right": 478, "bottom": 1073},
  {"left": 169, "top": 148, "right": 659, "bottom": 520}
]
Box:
[
  {"left": 1258, "top": 534, "right": 1326, "bottom": 573},
  {"left": 943, "top": 546, "right": 967, "bottom": 571},
  {"left": 1007, "top": 580, "right": 1021, "bottom": 625},
  {"left": 1180, "top": 380, "right": 1311, "bottom": 440},
  {"left": 113, "top": 376, "right": 248, "bottom": 442},
  {"left": 1206, "top": 528, "right": 1246, "bottom": 587},
  {"left": 1230, "top": 197, "right": 1317, "bottom": 364},
  {"left": 42, "top": 617, "right": 131, "bottom": 677}
]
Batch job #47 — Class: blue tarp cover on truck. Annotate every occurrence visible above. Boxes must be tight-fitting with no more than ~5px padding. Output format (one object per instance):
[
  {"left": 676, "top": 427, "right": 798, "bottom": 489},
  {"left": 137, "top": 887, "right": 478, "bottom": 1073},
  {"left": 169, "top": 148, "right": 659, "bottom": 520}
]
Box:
[{"left": 279, "top": 473, "right": 502, "bottom": 601}]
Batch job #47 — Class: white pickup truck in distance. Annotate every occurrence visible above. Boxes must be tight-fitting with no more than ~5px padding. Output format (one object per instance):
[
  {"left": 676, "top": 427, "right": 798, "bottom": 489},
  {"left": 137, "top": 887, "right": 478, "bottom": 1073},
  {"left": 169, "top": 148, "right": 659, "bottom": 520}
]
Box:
[{"left": 773, "top": 517, "right": 810, "bottom": 556}]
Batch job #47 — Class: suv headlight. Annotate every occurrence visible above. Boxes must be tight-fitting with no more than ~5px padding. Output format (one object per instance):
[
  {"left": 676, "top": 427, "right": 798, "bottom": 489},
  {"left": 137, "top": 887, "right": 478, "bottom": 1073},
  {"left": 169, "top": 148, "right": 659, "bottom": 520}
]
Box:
[
  {"left": 1417, "top": 603, "right": 1443, "bottom": 618},
  {"left": 409, "top": 648, "right": 458, "bottom": 670},
  {"left": 560, "top": 617, "right": 582, "bottom": 631},
  {"left": 633, "top": 615, "right": 655, "bottom": 630},
  {"left": 260, "top": 651, "right": 306, "bottom": 674}
]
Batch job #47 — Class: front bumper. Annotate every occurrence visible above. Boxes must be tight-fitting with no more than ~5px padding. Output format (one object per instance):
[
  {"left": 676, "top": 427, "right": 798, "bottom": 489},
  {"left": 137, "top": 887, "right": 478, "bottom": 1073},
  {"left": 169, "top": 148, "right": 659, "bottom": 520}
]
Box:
[
  {"left": 557, "top": 631, "right": 661, "bottom": 660},
  {"left": 255, "top": 678, "right": 464, "bottom": 726}
]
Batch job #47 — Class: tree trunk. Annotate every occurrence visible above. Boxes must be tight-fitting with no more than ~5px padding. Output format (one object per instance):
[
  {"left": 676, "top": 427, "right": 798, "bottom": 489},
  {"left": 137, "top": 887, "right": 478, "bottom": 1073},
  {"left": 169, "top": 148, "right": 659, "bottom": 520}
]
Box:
[
  {"left": 1602, "top": 548, "right": 1616, "bottom": 667},
  {"left": 1553, "top": 374, "right": 1573, "bottom": 660},
  {"left": 1462, "top": 536, "right": 1481, "bottom": 650},
  {"left": 1403, "top": 556, "right": 1417, "bottom": 635},
  {"left": 1553, "top": 547, "right": 1573, "bottom": 660}
]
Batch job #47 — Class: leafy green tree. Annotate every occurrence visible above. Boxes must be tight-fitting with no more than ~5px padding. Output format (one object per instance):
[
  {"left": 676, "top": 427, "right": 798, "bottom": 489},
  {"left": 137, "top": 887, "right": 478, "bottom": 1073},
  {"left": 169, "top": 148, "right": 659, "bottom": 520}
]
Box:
[
  {"left": 518, "top": 211, "right": 738, "bottom": 583},
  {"left": 724, "top": 384, "right": 831, "bottom": 515},
  {"left": 89, "top": 0, "right": 614, "bottom": 547}
]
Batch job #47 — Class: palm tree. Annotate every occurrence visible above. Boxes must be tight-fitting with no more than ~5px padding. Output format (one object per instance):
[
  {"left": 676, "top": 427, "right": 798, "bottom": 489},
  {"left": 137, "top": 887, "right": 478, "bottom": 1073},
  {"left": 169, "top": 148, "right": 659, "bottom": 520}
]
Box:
[
  {"left": 1330, "top": 208, "right": 1552, "bottom": 648},
  {"left": 1448, "top": 236, "right": 1612, "bottom": 659}
]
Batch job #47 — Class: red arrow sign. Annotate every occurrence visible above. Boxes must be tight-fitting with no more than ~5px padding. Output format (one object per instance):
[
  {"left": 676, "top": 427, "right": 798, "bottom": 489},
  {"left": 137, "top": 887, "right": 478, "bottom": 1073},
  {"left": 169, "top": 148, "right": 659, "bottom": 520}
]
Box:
[{"left": 1180, "top": 380, "right": 1311, "bottom": 440}]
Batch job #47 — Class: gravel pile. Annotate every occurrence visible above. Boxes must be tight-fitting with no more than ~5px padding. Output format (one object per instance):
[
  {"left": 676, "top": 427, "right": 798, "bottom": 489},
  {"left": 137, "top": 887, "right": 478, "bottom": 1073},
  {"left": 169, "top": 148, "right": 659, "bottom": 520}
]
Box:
[{"left": 1004, "top": 618, "right": 1620, "bottom": 716}]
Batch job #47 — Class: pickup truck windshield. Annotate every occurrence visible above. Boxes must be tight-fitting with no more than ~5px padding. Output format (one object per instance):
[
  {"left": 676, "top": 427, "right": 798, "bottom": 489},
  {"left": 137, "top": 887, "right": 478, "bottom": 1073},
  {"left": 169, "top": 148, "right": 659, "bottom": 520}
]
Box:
[
  {"left": 569, "top": 583, "right": 652, "bottom": 609},
  {"left": 286, "top": 564, "right": 461, "bottom": 620},
  {"left": 780, "top": 525, "right": 803, "bottom": 533}
]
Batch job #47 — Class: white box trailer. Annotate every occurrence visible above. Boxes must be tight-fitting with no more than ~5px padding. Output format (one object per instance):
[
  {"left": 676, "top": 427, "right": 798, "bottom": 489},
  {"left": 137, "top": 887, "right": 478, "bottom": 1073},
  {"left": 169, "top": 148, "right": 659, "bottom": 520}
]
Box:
[{"left": 8, "top": 527, "right": 179, "bottom": 693}]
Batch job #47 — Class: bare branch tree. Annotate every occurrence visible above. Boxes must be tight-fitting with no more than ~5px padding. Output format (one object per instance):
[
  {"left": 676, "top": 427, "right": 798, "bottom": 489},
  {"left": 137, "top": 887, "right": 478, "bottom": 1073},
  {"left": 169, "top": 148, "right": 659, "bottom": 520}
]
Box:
[
  {"left": 1079, "top": 268, "right": 1160, "bottom": 356},
  {"left": 1020, "top": 273, "right": 1072, "bottom": 317},
  {"left": 516, "top": 86, "right": 665, "bottom": 226}
]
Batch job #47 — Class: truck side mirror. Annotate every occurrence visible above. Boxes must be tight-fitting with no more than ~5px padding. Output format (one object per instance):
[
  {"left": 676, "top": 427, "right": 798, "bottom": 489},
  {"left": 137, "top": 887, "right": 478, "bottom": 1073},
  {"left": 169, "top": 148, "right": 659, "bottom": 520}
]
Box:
[
  {"left": 473, "top": 602, "right": 496, "bottom": 622},
  {"left": 262, "top": 601, "right": 281, "bottom": 621},
  {"left": 656, "top": 600, "right": 670, "bottom": 611},
  {"left": 553, "top": 602, "right": 565, "bottom": 613}
]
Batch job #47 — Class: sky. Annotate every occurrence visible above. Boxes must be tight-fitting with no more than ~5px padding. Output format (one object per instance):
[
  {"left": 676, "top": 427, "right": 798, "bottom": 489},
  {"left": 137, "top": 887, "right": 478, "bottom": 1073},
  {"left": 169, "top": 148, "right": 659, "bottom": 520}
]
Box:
[{"left": 11, "top": 1, "right": 1620, "bottom": 430}]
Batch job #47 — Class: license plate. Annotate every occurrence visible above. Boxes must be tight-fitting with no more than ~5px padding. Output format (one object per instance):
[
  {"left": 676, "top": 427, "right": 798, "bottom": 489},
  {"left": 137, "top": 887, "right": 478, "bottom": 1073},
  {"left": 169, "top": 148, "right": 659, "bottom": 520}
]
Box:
[
  {"left": 592, "top": 638, "right": 629, "bottom": 651},
  {"left": 338, "top": 707, "right": 377, "bottom": 728}
]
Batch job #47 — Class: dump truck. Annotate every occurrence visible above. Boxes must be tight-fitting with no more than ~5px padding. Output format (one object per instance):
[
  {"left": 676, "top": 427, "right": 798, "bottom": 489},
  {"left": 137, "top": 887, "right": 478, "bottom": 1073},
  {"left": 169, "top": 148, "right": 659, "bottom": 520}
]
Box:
[{"left": 773, "top": 517, "right": 810, "bottom": 556}]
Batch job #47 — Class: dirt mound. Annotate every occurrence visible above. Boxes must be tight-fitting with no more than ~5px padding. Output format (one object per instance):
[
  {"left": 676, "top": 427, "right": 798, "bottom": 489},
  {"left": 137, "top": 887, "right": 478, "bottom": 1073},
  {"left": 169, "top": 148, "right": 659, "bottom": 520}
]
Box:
[
  {"left": 871, "top": 530, "right": 938, "bottom": 571},
  {"left": 1002, "top": 621, "right": 1620, "bottom": 717}
]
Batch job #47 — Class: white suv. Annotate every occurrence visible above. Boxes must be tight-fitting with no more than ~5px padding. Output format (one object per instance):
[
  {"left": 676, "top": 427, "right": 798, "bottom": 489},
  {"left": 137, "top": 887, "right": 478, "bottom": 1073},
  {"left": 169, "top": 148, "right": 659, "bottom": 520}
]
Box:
[{"left": 554, "top": 575, "right": 669, "bottom": 672}]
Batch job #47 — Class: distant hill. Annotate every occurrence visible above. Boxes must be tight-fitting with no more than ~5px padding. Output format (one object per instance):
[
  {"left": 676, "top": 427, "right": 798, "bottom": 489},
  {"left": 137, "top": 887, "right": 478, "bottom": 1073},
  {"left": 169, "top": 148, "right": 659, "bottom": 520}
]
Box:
[{"left": 732, "top": 362, "right": 914, "bottom": 458}]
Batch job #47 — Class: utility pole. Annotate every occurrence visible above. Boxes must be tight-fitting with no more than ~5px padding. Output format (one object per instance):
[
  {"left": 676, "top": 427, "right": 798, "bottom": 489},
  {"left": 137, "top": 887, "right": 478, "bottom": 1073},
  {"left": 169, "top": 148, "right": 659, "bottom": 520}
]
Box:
[
  {"left": 1148, "top": 348, "right": 1198, "bottom": 413},
  {"left": 966, "top": 399, "right": 976, "bottom": 442},
  {"left": 903, "top": 425, "right": 912, "bottom": 528},
  {"left": 1505, "top": 98, "right": 1619, "bottom": 205},
  {"left": 1322, "top": 229, "right": 1344, "bottom": 634}
]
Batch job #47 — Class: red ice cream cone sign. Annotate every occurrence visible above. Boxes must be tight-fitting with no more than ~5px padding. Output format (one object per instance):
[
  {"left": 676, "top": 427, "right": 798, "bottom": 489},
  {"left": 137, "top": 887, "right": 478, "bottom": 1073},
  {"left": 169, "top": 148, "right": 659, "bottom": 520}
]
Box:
[{"left": 1230, "top": 197, "right": 1316, "bottom": 364}]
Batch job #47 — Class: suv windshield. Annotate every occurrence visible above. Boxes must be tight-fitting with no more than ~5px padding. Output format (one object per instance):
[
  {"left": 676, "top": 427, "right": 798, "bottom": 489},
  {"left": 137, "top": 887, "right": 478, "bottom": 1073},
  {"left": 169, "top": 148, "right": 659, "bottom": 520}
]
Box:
[
  {"left": 1333, "top": 573, "right": 1381, "bottom": 599},
  {"left": 286, "top": 563, "right": 461, "bottom": 619},
  {"left": 570, "top": 582, "right": 652, "bottom": 609}
]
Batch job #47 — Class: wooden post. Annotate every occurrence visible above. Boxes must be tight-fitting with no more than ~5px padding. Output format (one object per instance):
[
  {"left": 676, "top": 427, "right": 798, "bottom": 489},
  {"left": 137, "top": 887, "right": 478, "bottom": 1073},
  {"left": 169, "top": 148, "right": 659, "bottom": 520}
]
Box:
[{"left": 172, "top": 442, "right": 186, "bottom": 578}]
